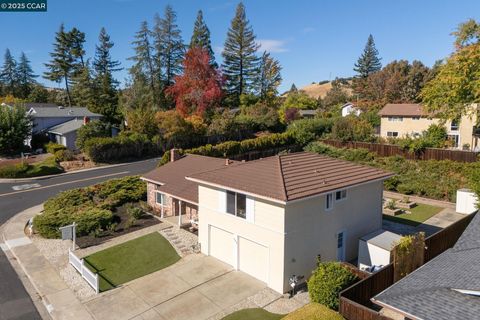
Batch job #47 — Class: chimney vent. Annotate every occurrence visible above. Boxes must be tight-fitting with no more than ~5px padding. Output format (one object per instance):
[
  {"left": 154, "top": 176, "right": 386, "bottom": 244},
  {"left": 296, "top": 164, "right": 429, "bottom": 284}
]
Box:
[
  {"left": 83, "top": 116, "right": 90, "bottom": 125},
  {"left": 170, "top": 148, "right": 181, "bottom": 162}
]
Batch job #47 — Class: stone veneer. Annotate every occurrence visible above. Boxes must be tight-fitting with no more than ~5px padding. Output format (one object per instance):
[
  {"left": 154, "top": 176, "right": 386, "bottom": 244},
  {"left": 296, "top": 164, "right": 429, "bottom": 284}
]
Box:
[{"left": 146, "top": 182, "right": 199, "bottom": 222}]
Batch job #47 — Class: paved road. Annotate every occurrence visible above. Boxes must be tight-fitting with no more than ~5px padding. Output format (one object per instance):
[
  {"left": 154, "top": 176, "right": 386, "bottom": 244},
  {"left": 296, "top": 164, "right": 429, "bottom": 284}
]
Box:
[{"left": 0, "top": 158, "right": 158, "bottom": 319}]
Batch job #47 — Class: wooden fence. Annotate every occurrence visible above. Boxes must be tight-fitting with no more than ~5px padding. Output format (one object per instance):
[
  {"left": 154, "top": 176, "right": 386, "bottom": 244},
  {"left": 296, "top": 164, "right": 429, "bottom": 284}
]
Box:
[
  {"left": 319, "top": 139, "right": 479, "bottom": 162},
  {"left": 339, "top": 212, "right": 477, "bottom": 320},
  {"left": 229, "top": 144, "right": 302, "bottom": 161}
]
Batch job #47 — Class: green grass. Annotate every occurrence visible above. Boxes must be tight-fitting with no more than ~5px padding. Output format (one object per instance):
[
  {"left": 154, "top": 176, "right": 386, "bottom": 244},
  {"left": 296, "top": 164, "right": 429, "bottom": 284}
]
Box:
[
  {"left": 0, "top": 156, "right": 63, "bottom": 178},
  {"left": 84, "top": 232, "right": 180, "bottom": 292},
  {"left": 222, "top": 308, "right": 284, "bottom": 320},
  {"left": 383, "top": 203, "right": 443, "bottom": 226}
]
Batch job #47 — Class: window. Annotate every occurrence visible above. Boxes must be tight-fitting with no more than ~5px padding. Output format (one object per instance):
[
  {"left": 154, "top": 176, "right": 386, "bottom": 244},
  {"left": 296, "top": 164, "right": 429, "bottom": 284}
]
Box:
[
  {"left": 388, "top": 116, "right": 403, "bottom": 122},
  {"left": 335, "top": 190, "right": 347, "bottom": 201},
  {"left": 326, "top": 193, "right": 333, "bottom": 210},
  {"left": 226, "top": 190, "right": 247, "bottom": 219},
  {"left": 155, "top": 192, "right": 165, "bottom": 205},
  {"left": 450, "top": 119, "right": 459, "bottom": 131},
  {"left": 387, "top": 131, "right": 399, "bottom": 137}
]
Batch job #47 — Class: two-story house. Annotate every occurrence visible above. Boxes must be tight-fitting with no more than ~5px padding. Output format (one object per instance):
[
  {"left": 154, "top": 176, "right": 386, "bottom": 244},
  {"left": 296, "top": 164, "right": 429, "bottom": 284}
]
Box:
[
  {"left": 378, "top": 103, "right": 479, "bottom": 150},
  {"left": 143, "top": 151, "right": 392, "bottom": 293}
]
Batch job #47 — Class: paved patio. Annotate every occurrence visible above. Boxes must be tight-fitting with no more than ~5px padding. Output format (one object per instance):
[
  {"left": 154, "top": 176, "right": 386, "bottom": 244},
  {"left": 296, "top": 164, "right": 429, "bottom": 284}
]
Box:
[{"left": 83, "top": 254, "right": 268, "bottom": 320}]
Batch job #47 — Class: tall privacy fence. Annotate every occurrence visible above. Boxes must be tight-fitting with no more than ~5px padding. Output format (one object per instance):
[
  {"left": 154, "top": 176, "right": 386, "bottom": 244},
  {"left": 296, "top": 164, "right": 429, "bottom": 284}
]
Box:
[
  {"left": 68, "top": 249, "right": 99, "bottom": 294},
  {"left": 319, "top": 139, "right": 479, "bottom": 163},
  {"left": 339, "top": 212, "right": 476, "bottom": 320}
]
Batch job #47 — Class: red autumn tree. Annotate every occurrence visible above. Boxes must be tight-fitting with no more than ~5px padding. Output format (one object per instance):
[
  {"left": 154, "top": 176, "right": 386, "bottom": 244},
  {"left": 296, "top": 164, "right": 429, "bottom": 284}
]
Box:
[{"left": 166, "top": 47, "right": 223, "bottom": 117}]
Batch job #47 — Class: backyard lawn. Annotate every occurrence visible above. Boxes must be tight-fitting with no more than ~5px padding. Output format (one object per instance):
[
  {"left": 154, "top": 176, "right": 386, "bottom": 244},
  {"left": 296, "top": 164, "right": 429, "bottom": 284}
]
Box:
[
  {"left": 84, "top": 232, "right": 180, "bottom": 291},
  {"left": 222, "top": 303, "right": 343, "bottom": 320},
  {"left": 383, "top": 203, "right": 443, "bottom": 226}
]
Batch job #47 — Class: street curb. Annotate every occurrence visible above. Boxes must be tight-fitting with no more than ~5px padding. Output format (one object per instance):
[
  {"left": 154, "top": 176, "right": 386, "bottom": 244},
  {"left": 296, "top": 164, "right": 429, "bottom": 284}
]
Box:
[{"left": 0, "top": 157, "right": 160, "bottom": 183}]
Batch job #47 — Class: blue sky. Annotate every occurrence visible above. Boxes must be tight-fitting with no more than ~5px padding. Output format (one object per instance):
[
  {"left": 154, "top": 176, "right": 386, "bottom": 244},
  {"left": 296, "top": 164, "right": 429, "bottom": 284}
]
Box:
[{"left": 0, "top": 0, "right": 479, "bottom": 92}]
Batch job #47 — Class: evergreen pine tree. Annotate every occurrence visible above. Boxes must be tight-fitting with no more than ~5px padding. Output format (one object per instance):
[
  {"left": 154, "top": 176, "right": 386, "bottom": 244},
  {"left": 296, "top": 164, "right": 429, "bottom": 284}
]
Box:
[
  {"left": 222, "top": 2, "right": 259, "bottom": 105},
  {"left": 0, "top": 49, "right": 18, "bottom": 96},
  {"left": 16, "top": 52, "right": 38, "bottom": 99},
  {"left": 190, "top": 10, "right": 216, "bottom": 67},
  {"left": 44, "top": 24, "right": 76, "bottom": 106},
  {"left": 71, "top": 63, "right": 96, "bottom": 109},
  {"left": 256, "top": 51, "right": 282, "bottom": 100},
  {"left": 92, "top": 27, "right": 122, "bottom": 123},
  {"left": 354, "top": 34, "right": 382, "bottom": 78},
  {"left": 129, "top": 21, "right": 159, "bottom": 108},
  {"left": 69, "top": 27, "right": 86, "bottom": 69},
  {"left": 290, "top": 83, "right": 298, "bottom": 92},
  {"left": 153, "top": 5, "right": 185, "bottom": 86}
]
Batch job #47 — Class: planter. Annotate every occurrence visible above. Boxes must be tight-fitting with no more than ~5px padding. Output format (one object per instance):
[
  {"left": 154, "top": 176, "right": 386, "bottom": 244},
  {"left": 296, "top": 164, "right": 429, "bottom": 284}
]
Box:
[
  {"left": 397, "top": 201, "right": 417, "bottom": 209},
  {"left": 383, "top": 208, "right": 403, "bottom": 216}
]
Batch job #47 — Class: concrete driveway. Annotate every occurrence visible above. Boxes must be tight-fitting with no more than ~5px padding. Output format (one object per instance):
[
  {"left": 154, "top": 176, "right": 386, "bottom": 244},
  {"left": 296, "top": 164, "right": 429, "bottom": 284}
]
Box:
[{"left": 83, "top": 254, "right": 267, "bottom": 320}]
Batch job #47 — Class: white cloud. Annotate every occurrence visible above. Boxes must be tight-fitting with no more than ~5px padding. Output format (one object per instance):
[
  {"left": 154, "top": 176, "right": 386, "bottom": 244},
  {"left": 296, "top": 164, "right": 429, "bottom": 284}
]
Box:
[{"left": 256, "top": 39, "right": 289, "bottom": 53}]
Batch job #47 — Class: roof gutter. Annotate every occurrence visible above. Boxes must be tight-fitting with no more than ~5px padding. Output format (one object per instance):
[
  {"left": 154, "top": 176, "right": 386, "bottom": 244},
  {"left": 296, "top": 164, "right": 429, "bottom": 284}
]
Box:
[{"left": 370, "top": 298, "right": 423, "bottom": 320}]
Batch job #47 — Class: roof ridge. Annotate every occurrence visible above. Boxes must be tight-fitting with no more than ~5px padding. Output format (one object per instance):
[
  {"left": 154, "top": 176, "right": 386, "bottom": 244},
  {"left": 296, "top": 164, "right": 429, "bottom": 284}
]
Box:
[{"left": 277, "top": 154, "right": 288, "bottom": 201}]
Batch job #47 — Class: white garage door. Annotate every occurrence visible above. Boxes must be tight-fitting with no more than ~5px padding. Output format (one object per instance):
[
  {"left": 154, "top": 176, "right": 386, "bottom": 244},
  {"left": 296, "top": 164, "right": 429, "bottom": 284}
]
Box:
[
  {"left": 238, "top": 237, "right": 269, "bottom": 283},
  {"left": 208, "top": 226, "right": 234, "bottom": 266}
]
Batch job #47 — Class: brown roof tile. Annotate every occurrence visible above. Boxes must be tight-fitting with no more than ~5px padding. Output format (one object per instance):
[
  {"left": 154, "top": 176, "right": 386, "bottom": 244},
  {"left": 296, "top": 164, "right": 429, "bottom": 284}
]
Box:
[
  {"left": 188, "top": 152, "right": 393, "bottom": 202},
  {"left": 142, "top": 154, "right": 233, "bottom": 204},
  {"left": 378, "top": 103, "right": 429, "bottom": 117}
]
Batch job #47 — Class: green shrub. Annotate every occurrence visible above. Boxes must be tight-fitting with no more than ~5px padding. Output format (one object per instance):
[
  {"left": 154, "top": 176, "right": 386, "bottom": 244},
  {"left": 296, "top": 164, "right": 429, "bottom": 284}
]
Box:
[
  {"left": 54, "top": 149, "right": 75, "bottom": 162},
  {"left": 0, "top": 156, "right": 63, "bottom": 178},
  {"left": 45, "top": 142, "right": 66, "bottom": 154},
  {"left": 308, "top": 262, "right": 358, "bottom": 310},
  {"left": 286, "top": 118, "right": 333, "bottom": 146},
  {"left": 0, "top": 162, "right": 29, "bottom": 178},
  {"left": 76, "top": 120, "right": 112, "bottom": 150},
  {"left": 127, "top": 205, "right": 144, "bottom": 219}
]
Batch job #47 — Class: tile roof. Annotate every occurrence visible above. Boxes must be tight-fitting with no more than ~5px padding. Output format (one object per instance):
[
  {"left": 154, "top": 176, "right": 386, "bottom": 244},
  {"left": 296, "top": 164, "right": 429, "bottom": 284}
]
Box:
[
  {"left": 187, "top": 152, "right": 393, "bottom": 202},
  {"left": 378, "top": 103, "right": 429, "bottom": 117},
  {"left": 142, "top": 154, "right": 234, "bottom": 204},
  {"left": 47, "top": 119, "right": 84, "bottom": 135},
  {"left": 28, "top": 106, "right": 101, "bottom": 118},
  {"left": 373, "top": 213, "right": 480, "bottom": 320}
]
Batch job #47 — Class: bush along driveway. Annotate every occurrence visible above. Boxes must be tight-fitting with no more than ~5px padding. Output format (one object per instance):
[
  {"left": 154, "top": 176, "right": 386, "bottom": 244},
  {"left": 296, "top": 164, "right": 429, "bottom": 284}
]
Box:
[{"left": 84, "top": 232, "right": 180, "bottom": 292}]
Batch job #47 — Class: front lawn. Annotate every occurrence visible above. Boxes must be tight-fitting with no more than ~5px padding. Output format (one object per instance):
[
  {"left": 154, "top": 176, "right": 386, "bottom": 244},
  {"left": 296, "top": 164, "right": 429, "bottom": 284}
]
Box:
[
  {"left": 0, "top": 156, "right": 64, "bottom": 178},
  {"left": 383, "top": 203, "right": 443, "bottom": 226},
  {"left": 222, "top": 308, "right": 283, "bottom": 320},
  {"left": 84, "top": 232, "right": 180, "bottom": 291}
]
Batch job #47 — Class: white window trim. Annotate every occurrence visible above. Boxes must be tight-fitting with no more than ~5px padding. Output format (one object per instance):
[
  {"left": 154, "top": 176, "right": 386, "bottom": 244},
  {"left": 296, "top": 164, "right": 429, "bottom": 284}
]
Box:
[
  {"left": 335, "top": 189, "right": 347, "bottom": 202},
  {"left": 325, "top": 193, "right": 333, "bottom": 211},
  {"left": 226, "top": 190, "right": 248, "bottom": 220},
  {"left": 155, "top": 191, "right": 165, "bottom": 205}
]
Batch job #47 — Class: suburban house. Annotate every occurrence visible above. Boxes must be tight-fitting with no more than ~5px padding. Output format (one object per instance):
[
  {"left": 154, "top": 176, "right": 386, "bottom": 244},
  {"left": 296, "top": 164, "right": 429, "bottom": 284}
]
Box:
[
  {"left": 372, "top": 212, "right": 480, "bottom": 320},
  {"left": 341, "top": 102, "right": 361, "bottom": 117},
  {"left": 26, "top": 104, "right": 102, "bottom": 150},
  {"left": 378, "top": 103, "right": 480, "bottom": 150},
  {"left": 143, "top": 151, "right": 392, "bottom": 293}
]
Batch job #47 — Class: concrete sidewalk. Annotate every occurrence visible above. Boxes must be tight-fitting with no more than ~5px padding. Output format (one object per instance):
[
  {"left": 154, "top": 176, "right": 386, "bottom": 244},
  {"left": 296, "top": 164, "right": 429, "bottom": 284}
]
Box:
[{"left": 1, "top": 205, "right": 94, "bottom": 320}]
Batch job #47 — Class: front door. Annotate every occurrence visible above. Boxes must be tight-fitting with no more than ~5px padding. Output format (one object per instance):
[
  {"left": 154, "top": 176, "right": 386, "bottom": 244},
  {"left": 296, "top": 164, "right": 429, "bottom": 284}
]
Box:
[{"left": 337, "top": 231, "right": 346, "bottom": 261}]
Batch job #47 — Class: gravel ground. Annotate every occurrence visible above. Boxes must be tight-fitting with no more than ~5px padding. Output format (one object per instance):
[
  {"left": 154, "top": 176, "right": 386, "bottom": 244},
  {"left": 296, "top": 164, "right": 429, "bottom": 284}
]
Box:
[{"left": 31, "top": 235, "right": 96, "bottom": 301}]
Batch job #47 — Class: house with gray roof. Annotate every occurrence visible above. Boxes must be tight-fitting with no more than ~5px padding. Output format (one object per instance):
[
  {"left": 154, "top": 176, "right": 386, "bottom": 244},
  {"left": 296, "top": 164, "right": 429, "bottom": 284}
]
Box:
[{"left": 372, "top": 212, "right": 480, "bottom": 320}]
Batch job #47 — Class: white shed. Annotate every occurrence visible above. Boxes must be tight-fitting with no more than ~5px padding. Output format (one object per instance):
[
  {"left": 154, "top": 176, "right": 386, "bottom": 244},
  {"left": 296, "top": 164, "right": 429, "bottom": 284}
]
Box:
[
  {"left": 456, "top": 189, "right": 478, "bottom": 215},
  {"left": 358, "top": 229, "right": 401, "bottom": 271}
]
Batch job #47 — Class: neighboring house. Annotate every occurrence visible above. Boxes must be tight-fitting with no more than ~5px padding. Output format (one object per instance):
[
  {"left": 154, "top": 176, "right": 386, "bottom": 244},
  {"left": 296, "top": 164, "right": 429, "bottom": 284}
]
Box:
[
  {"left": 156, "top": 151, "right": 393, "bottom": 294},
  {"left": 372, "top": 212, "right": 480, "bottom": 320},
  {"left": 298, "top": 109, "right": 317, "bottom": 119},
  {"left": 378, "top": 103, "right": 480, "bottom": 150},
  {"left": 341, "top": 102, "right": 361, "bottom": 117},
  {"left": 27, "top": 105, "right": 102, "bottom": 150}
]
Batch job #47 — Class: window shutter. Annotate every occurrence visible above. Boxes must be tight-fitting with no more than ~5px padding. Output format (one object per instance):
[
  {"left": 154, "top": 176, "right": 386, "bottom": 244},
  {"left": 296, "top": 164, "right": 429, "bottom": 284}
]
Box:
[
  {"left": 246, "top": 196, "right": 255, "bottom": 222},
  {"left": 218, "top": 189, "right": 226, "bottom": 213}
]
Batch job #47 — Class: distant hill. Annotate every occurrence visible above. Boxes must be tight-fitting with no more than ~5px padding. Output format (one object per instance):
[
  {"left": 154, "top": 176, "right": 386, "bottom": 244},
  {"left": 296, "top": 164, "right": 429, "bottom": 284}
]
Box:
[{"left": 283, "top": 80, "right": 353, "bottom": 99}]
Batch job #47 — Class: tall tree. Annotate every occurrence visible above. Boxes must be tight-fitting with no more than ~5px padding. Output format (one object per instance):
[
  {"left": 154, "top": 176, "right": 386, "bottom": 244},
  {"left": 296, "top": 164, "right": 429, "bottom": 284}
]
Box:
[
  {"left": 69, "top": 27, "right": 86, "bottom": 69},
  {"left": 44, "top": 24, "right": 76, "bottom": 106},
  {"left": 256, "top": 51, "right": 282, "bottom": 100},
  {"left": 190, "top": 10, "right": 216, "bottom": 67},
  {"left": 166, "top": 47, "right": 223, "bottom": 117},
  {"left": 129, "top": 21, "right": 158, "bottom": 108},
  {"left": 16, "top": 52, "right": 38, "bottom": 99},
  {"left": 354, "top": 34, "right": 382, "bottom": 78},
  {"left": 92, "top": 27, "right": 122, "bottom": 123},
  {"left": 222, "top": 2, "right": 259, "bottom": 105},
  {"left": 0, "top": 49, "right": 18, "bottom": 96},
  {"left": 0, "top": 105, "right": 31, "bottom": 155},
  {"left": 153, "top": 5, "right": 185, "bottom": 87},
  {"left": 71, "top": 63, "right": 95, "bottom": 109}
]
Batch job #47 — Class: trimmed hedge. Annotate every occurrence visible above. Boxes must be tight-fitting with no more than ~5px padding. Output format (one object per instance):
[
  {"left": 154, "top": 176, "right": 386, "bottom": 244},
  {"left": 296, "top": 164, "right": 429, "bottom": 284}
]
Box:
[
  {"left": 54, "top": 149, "right": 75, "bottom": 162},
  {"left": 34, "top": 176, "right": 146, "bottom": 238},
  {"left": 308, "top": 262, "right": 358, "bottom": 310},
  {"left": 45, "top": 142, "right": 66, "bottom": 154},
  {"left": 160, "top": 132, "right": 297, "bottom": 165},
  {"left": 83, "top": 133, "right": 159, "bottom": 163}
]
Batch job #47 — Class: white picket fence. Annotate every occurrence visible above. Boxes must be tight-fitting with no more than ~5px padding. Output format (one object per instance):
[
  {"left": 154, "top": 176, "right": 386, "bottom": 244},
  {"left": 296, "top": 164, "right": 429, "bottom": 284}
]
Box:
[{"left": 68, "top": 249, "right": 100, "bottom": 294}]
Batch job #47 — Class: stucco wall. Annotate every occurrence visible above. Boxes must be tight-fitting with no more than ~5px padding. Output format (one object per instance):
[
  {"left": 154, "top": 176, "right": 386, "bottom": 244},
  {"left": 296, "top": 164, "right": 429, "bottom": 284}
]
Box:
[
  {"left": 283, "top": 181, "right": 383, "bottom": 289},
  {"left": 197, "top": 184, "right": 286, "bottom": 293}
]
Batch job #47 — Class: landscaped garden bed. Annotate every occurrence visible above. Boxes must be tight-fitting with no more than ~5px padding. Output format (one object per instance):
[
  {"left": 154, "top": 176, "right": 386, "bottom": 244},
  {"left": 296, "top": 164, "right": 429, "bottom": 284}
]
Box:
[
  {"left": 33, "top": 176, "right": 159, "bottom": 247},
  {"left": 383, "top": 203, "right": 443, "bottom": 226},
  {"left": 84, "top": 232, "right": 180, "bottom": 292}
]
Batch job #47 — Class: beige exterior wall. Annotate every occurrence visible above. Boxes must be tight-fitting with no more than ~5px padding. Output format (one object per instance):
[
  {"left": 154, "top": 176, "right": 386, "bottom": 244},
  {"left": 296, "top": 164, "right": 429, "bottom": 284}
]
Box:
[
  {"left": 380, "top": 111, "right": 479, "bottom": 150},
  {"left": 197, "top": 184, "right": 286, "bottom": 293},
  {"left": 283, "top": 181, "right": 383, "bottom": 291}
]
